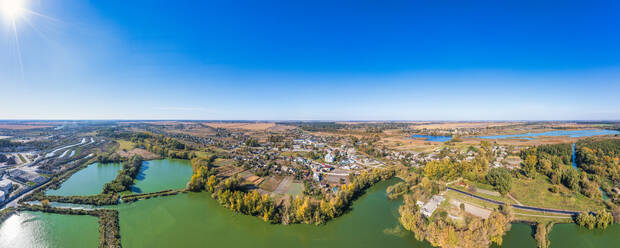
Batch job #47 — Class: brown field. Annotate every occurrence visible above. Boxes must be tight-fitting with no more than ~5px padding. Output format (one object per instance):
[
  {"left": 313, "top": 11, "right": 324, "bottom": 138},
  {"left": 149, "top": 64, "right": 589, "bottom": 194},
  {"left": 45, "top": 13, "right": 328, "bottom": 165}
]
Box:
[
  {"left": 380, "top": 136, "right": 442, "bottom": 152},
  {"left": 117, "top": 148, "right": 160, "bottom": 160},
  {"left": 0, "top": 124, "right": 55, "bottom": 130},
  {"left": 166, "top": 126, "right": 217, "bottom": 137},
  {"left": 203, "top": 122, "right": 296, "bottom": 132},
  {"left": 214, "top": 165, "right": 245, "bottom": 177},
  {"left": 244, "top": 175, "right": 265, "bottom": 186},
  {"left": 259, "top": 175, "right": 285, "bottom": 192},
  {"left": 409, "top": 122, "right": 521, "bottom": 130},
  {"left": 204, "top": 122, "right": 275, "bottom": 130}
]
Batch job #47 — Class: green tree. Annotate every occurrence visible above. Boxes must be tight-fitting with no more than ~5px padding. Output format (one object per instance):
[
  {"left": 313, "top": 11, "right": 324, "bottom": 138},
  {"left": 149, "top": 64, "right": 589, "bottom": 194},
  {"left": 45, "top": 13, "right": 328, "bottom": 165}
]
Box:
[{"left": 486, "top": 168, "right": 512, "bottom": 195}]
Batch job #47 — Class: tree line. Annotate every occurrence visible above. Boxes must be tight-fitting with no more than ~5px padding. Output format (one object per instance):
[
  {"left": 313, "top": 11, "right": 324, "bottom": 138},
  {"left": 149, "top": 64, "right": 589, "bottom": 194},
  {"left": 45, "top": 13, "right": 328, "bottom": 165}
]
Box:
[{"left": 103, "top": 155, "right": 143, "bottom": 194}]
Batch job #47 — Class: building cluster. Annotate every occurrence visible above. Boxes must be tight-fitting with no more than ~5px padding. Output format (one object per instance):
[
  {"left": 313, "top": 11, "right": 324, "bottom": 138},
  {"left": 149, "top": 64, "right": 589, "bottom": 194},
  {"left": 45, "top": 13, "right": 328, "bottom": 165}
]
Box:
[
  {"left": 6, "top": 169, "right": 47, "bottom": 185},
  {"left": 491, "top": 146, "right": 508, "bottom": 168}
]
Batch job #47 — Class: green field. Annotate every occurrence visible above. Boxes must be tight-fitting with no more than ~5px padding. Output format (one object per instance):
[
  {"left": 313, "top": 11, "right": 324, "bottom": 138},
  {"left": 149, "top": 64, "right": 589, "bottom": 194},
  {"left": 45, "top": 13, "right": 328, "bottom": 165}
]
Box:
[
  {"left": 510, "top": 175, "right": 604, "bottom": 211},
  {"left": 286, "top": 182, "right": 303, "bottom": 196},
  {"left": 17, "top": 154, "right": 26, "bottom": 163},
  {"left": 117, "top": 140, "right": 135, "bottom": 151}
]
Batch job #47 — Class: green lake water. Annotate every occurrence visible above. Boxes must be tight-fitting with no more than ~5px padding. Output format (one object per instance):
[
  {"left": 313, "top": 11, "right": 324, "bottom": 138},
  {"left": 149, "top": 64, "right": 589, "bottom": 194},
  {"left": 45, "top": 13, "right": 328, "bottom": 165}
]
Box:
[
  {"left": 548, "top": 223, "right": 620, "bottom": 247},
  {"left": 0, "top": 212, "right": 99, "bottom": 248},
  {"left": 46, "top": 162, "right": 122, "bottom": 196},
  {"left": 130, "top": 159, "right": 193, "bottom": 194},
  {"left": 4, "top": 159, "right": 620, "bottom": 248},
  {"left": 493, "top": 223, "right": 537, "bottom": 248},
  {"left": 115, "top": 178, "right": 432, "bottom": 248}
]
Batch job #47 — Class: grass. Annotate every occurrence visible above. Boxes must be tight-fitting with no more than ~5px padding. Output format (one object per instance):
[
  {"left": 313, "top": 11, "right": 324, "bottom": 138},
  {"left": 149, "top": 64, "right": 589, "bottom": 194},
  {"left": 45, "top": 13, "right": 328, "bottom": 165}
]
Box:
[
  {"left": 510, "top": 175, "right": 604, "bottom": 211},
  {"left": 17, "top": 154, "right": 26, "bottom": 163},
  {"left": 445, "top": 190, "right": 500, "bottom": 210},
  {"left": 451, "top": 183, "right": 514, "bottom": 204},
  {"left": 466, "top": 180, "right": 496, "bottom": 191},
  {"left": 444, "top": 191, "right": 573, "bottom": 223},
  {"left": 117, "top": 140, "right": 135, "bottom": 151},
  {"left": 286, "top": 182, "right": 304, "bottom": 196}
]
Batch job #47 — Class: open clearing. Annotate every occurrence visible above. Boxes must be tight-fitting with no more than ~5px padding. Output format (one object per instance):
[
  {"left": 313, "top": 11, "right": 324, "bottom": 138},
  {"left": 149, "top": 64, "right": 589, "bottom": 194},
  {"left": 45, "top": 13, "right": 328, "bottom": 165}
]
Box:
[
  {"left": 510, "top": 176, "right": 605, "bottom": 211},
  {"left": 273, "top": 176, "right": 293, "bottom": 195},
  {"left": 117, "top": 148, "right": 159, "bottom": 160},
  {"left": 117, "top": 140, "right": 135, "bottom": 151},
  {"left": 449, "top": 199, "right": 491, "bottom": 219},
  {"left": 286, "top": 182, "right": 304, "bottom": 196},
  {"left": 204, "top": 122, "right": 276, "bottom": 130},
  {"left": 259, "top": 175, "right": 285, "bottom": 192}
]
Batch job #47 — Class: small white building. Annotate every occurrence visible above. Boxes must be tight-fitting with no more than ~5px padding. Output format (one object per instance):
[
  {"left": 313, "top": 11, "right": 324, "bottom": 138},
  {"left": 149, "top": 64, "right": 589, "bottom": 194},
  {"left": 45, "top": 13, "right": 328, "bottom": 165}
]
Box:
[
  {"left": 0, "top": 191, "right": 5, "bottom": 203},
  {"left": 313, "top": 172, "right": 321, "bottom": 182},
  {"left": 421, "top": 195, "right": 445, "bottom": 217},
  {"left": 0, "top": 180, "right": 11, "bottom": 194},
  {"left": 325, "top": 153, "right": 334, "bottom": 163}
]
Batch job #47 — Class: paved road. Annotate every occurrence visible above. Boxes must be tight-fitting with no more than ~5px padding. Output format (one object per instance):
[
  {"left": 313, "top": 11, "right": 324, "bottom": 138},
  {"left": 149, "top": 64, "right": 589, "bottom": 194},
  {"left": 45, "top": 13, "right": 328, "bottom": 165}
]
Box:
[
  {"left": 447, "top": 186, "right": 581, "bottom": 216},
  {"left": 1, "top": 180, "right": 49, "bottom": 210}
]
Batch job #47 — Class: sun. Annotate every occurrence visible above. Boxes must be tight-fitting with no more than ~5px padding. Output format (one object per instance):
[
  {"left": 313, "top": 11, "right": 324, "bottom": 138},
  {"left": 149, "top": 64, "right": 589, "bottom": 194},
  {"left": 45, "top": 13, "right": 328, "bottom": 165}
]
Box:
[{"left": 0, "top": 0, "right": 26, "bottom": 22}]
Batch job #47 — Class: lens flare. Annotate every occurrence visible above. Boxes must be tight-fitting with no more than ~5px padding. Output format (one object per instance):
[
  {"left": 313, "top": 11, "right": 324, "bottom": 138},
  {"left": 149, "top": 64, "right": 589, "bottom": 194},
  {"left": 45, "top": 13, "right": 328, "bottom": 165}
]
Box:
[{"left": 0, "top": 0, "right": 26, "bottom": 22}]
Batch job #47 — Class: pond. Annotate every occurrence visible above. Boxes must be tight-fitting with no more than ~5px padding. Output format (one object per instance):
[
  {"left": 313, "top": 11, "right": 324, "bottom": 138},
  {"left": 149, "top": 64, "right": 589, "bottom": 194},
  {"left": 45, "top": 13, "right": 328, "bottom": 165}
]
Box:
[
  {"left": 46, "top": 162, "right": 122, "bottom": 196},
  {"left": 411, "top": 134, "right": 453, "bottom": 142},
  {"left": 477, "top": 129, "right": 620, "bottom": 140},
  {"left": 129, "top": 159, "right": 193, "bottom": 194}
]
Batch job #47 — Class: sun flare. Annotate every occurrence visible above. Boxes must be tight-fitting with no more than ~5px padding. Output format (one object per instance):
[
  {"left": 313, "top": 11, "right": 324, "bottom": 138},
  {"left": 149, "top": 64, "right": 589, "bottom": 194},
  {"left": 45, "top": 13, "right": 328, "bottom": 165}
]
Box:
[{"left": 0, "top": 0, "right": 26, "bottom": 22}]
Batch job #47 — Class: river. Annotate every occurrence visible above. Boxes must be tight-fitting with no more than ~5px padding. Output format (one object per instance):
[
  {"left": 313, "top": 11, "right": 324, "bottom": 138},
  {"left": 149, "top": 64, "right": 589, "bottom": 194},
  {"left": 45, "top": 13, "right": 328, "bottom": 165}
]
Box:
[
  {"left": 411, "top": 135, "right": 452, "bottom": 142},
  {"left": 1, "top": 159, "right": 618, "bottom": 247}
]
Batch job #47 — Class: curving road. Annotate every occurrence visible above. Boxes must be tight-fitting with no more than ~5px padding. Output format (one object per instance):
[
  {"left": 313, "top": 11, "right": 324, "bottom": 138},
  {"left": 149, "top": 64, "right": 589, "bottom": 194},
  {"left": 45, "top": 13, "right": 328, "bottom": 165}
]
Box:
[{"left": 447, "top": 187, "right": 581, "bottom": 216}]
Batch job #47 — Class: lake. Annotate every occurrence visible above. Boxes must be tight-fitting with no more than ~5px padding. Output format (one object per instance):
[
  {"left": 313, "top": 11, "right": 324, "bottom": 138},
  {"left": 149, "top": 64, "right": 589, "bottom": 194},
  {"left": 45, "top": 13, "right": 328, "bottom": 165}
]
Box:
[
  {"left": 478, "top": 129, "right": 620, "bottom": 140},
  {"left": 4, "top": 159, "right": 619, "bottom": 248},
  {"left": 46, "top": 162, "right": 122, "bottom": 196},
  {"left": 115, "top": 178, "right": 431, "bottom": 248},
  {"left": 129, "top": 159, "right": 193, "bottom": 194},
  {"left": 411, "top": 134, "right": 453, "bottom": 142}
]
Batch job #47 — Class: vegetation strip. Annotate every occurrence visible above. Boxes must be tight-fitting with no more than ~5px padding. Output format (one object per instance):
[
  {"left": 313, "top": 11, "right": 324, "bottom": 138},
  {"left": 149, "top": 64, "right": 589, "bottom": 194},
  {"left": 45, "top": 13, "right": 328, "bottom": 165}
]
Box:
[{"left": 121, "top": 189, "right": 184, "bottom": 202}]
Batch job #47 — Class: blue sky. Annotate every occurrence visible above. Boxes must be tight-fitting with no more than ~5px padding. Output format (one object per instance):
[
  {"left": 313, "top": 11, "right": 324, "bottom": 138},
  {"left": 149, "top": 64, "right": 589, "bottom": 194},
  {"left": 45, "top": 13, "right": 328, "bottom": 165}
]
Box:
[{"left": 1, "top": 0, "right": 619, "bottom": 120}]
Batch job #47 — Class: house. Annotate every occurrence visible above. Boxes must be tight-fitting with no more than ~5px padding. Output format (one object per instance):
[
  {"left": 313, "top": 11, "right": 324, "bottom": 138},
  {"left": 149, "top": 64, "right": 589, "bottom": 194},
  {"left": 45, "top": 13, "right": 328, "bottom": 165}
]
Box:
[
  {"left": 0, "top": 191, "right": 5, "bottom": 203},
  {"left": 421, "top": 195, "right": 445, "bottom": 217}
]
